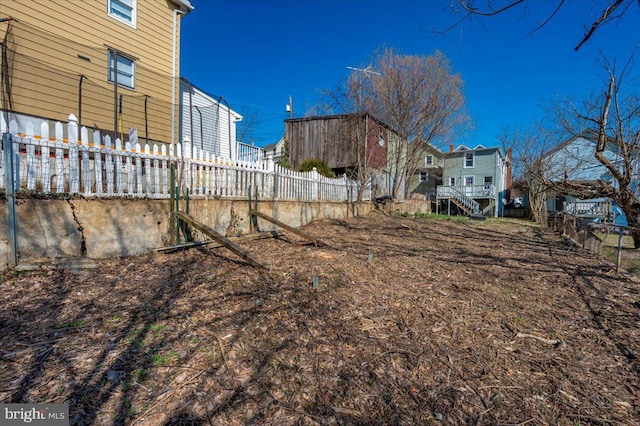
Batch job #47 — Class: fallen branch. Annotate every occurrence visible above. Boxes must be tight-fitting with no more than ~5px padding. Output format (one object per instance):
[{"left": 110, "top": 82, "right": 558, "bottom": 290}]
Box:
[{"left": 515, "top": 333, "right": 562, "bottom": 346}]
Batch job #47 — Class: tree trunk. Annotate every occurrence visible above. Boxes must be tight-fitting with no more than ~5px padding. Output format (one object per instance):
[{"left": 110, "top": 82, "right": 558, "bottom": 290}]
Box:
[{"left": 620, "top": 202, "right": 640, "bottom": 248}]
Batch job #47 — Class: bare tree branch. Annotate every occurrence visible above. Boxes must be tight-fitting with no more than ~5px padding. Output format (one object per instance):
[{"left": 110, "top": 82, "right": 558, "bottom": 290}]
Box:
[
  {"left": 574, "top": 0, "right": 627, "bottom": 51},
  {"left": 457, "top": 0, "right": 525, "bottom": 16}
]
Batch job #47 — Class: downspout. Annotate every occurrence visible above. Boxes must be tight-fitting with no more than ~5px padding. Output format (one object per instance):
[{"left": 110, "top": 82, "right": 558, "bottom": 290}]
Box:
[{"left": 171, "top": 8, "right": 186, "bottom": 146}]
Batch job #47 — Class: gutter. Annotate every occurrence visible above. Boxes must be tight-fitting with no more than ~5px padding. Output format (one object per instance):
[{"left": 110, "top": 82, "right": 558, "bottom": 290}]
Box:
[{"left": 171, "top": 8, "right": 186, "bottom": 145}]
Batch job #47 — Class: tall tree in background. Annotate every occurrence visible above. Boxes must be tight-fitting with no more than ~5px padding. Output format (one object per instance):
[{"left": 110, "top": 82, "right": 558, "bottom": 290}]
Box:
[
  {"left": 447, "top": 0, "right": 637, "bottom": 51},
  {"left": 362, "top": 48, "right": 469, "bottom": 199}
]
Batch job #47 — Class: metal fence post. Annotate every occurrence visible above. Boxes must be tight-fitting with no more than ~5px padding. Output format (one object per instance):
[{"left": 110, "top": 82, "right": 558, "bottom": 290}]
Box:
[{"left": 3, "top": 133, "right": 17, "bottom": 266}]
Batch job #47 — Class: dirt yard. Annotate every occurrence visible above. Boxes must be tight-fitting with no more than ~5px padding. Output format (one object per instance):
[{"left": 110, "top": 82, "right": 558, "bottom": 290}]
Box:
[{"left": 1, "top": 212, "right": 639, "bottom": 425}]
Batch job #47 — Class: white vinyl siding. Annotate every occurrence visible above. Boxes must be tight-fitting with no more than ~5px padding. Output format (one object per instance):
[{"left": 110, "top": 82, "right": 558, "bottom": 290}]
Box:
[
  {"left": 180, "top": 82, "right": 242, "bottom": 159},
  {"left": 109, "top": 0, "right": 137, "bottom": 28},
  {"left": 108, "top": 51, "right": 135, "bottom": 89}
]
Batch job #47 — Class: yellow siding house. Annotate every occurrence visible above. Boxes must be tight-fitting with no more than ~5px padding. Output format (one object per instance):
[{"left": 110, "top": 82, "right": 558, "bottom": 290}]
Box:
[{"left": 0, "top": 0, "right": 193, "bottom": 144}]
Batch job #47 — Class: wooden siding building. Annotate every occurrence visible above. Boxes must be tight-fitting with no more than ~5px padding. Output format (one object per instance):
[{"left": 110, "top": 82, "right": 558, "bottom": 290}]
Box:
[
  {"left": 0, "top": 0, "right": 193, "bottom": 144},
  {"left": 285, "top": 113, "right": 389, "bottom": 175}
]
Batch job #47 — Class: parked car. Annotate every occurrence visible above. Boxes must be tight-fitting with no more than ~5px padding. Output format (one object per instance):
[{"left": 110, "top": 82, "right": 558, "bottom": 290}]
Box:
[{"left": 504, "top": 197, "right": 524, "bottom": 209}]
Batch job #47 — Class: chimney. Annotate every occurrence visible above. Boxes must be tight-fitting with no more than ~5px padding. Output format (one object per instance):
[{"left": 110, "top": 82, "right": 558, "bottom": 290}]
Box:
[{"left": 449, "top": 143, "right": 454, "bottom": 152}]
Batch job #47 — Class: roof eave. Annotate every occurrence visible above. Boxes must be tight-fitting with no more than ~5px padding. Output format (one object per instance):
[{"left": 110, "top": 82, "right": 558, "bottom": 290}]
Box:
[{"left": 170, "top": 0, "right": 194, "bottom": 14}]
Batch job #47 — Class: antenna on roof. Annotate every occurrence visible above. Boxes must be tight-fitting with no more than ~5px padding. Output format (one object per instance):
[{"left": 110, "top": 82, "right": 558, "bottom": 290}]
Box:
[
  {"left": 286, "top": 96, "right": 293, "bottom": 118},
  {"left": 346, "top": 65, "right": 381, "bottom": 78}
]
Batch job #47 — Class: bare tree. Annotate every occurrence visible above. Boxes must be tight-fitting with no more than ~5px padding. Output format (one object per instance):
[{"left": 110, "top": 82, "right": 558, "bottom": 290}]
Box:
[
  {"left": 498, "top": 125, "right": 559, "bottom": 225},
  {"left": 318, "top": 69, "right": 387, "bottom": 201},
  {"left": 235, "top": 106, "right": 261, "bottom": 145},
  {"left": 363, "top": 48, "right": 469, "bottom": 199},
  {"left": 446, "top": 0, "right": 637, "bottom": 51},
  {"left": 558, "top": 60, "right": 640, "bottom": 246}
]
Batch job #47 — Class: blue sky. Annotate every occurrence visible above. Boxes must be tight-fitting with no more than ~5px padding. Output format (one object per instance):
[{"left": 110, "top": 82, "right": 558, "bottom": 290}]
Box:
[{"left": 180, "top": 1, "right": 639, "bottom": 149}]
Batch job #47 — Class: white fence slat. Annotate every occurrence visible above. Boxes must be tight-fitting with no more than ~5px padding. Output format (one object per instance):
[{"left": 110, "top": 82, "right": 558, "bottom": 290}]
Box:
[
  {"left": 41, "top": 122, "right": 50, "bottom": 193},
  {"left": 0, "top": 115, "right": 358, "bottom": 202},
  {"left": 125, "top": 141, "right": 134, "bottom": 195},
  {"left": 115, "top": 138, "right": 124, "bottom": 195},
  {"left": 93, "top": 129, "right": 103, "bottom": 196},
  {"left": 134, "top": 143, "right": 143, "bottom": 195}
]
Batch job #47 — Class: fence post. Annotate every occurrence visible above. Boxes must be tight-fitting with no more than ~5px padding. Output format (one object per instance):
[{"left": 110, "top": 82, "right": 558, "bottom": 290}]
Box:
[
  {"left": 68, "top": 114, "right": 80, "bottom": 194},
  {"left": 312, "top": 167, "right": 319, "bottom": 201},
  {"left": 3, "top": 132, "right": 17, "bottom": 266},
  {"left": 274, "top": 164, "right": 280, "bottom": 200},
  {"left": 616, "top": 229, "right": 624, "bottom": 274}
]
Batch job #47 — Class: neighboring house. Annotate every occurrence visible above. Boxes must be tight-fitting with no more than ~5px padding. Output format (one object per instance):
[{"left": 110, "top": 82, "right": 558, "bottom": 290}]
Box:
[
  {"left": 437, "top": 144, "right": 512, "bottom": 217},
  {"left": 263, "top": 136, "right": 287, "bottom": 163},
  {"left": 540, "top": 132, "right": 638, "bottom": 214},
  {"left": 179, "top": 78, "right": 243, "bottom": 160},
  {"left": 0, "top": 0, "right": 193, "bottom": 145},
  {"left": 407, "top": 145, "right": 444, "bottom": 200},
  {"left": 286, "top": 113, "right": 388, "bottom": 172},
  {"left": 285, "top": 113, "right": 392, "bottom": 196}
]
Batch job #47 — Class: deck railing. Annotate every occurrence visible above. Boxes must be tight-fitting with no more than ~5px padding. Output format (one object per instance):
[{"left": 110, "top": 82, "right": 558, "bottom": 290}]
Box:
[{"left": 437, "top": 184, "right": 496, "bottom": 199}]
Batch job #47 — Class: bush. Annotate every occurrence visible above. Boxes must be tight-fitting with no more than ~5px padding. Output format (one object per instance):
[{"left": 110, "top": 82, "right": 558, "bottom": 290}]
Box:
[{"left": 298, "top": 159, "right": 335, "bottom": 178}]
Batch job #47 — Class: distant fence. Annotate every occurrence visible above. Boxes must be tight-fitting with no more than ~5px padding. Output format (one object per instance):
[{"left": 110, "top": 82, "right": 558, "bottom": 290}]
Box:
[
  {"left": 0, "top": 114, "right": 368, "bottom": 202},
  {"left": 550, "top": 212, "right": 640, "bottom": 275}
]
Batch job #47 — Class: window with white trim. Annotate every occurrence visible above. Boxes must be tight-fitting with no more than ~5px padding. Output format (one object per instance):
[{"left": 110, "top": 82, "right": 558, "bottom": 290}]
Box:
[
  {"left": 419, "top": 172, "right": 428, "bottom": 182},
  {"left": 108, "top": 51, "right": 135, "bottom": 89},
  {"left": 109, "top": 0, "right": 137, "bottom": 28},
  {"left": 464, "top": 176, "right": 474, "bottom": 186},
  {"left": 483, "top": 176, "right": 493, "bottom": 189},
  {"left": 449, "top": 177, "right": 456, "bottom": 186},
  {"left": 425, "top": 155, "right": 433, "bottom": 167},
  {"left": 464, "top": 152, "right": 474, "bottom": 168}
]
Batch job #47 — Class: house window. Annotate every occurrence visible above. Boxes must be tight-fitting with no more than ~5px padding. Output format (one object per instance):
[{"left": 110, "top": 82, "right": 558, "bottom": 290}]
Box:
[
  {"left": 425, "top": 155, "right": 433, "bottom": 167},
  {"left": 464, "top": 152, "right": 474, "bottom": 168},
  {"left": 449, "top": 177, "right": 456, "bottom": 186},
  {"left": 108, "top": 51, "right": 135, "bottom": 89},
  {"left": 464, "top": 176, "right": 475, "bottom": 186},
  {"left": 109, "top": 0, "right": 137, "bottom": 27},
  {"left": 419, "top": 172, "right": 428, "bottom": 182},
  {"left": 483, "top": 176, "right": 493, "bottom": 186}
]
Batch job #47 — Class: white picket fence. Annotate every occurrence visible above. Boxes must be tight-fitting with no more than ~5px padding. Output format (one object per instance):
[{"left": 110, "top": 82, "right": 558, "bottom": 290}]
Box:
[{"left": 0, "top": 114, "right": 366, "bottom": 202}]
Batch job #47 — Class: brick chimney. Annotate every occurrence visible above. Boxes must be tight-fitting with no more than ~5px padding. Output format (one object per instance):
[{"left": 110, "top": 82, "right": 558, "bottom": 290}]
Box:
[{"left": 449, "top": 143, "right": 454, "bottom": 153}]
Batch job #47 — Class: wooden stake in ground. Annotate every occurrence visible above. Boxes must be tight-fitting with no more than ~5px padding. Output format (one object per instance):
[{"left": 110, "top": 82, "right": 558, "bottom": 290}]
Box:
[{"left": 176, "top": 212, "right": 268, "bottom": 269}]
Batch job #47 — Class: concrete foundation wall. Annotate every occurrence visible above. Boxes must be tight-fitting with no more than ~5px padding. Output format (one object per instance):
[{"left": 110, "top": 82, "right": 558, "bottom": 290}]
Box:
[{"left": 0, "top": 198, "right": 373, "bottom": 269}]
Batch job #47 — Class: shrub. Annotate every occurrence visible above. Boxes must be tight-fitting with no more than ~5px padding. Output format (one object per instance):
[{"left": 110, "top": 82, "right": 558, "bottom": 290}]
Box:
[{"left": 298, "top": 159, "right": 335, "bottom": 178}]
